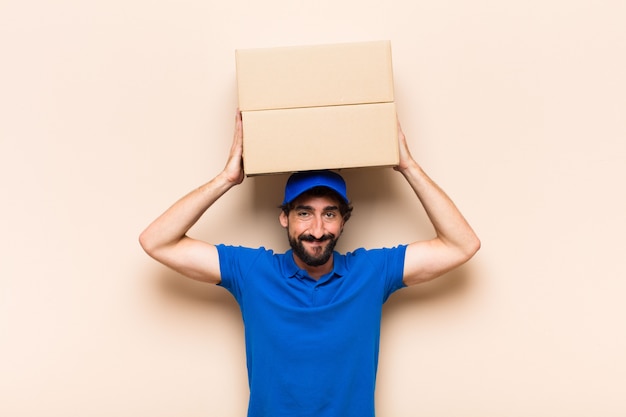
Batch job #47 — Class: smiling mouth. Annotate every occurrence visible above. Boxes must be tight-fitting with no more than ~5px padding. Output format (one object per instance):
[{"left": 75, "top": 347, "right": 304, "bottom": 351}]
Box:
[
  {"left": 306, "top": 240, "right": 326, "bottom": 251},
  {"left": 289, "top": 233, "right": 338, "bottom": 267},
  {"left": 299, "top": 233, "right": 335, "bottom": 243}
]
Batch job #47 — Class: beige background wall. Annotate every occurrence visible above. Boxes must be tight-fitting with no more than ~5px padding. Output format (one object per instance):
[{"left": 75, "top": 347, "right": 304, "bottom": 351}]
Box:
[{"left": 1, "top": 0, "right": 625, "bottom": 416}]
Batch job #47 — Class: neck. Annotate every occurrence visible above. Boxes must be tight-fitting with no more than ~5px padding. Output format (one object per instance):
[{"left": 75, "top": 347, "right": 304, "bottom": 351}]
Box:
[{"left": 293, "top": 253, "right": 334, "bottom": 280}]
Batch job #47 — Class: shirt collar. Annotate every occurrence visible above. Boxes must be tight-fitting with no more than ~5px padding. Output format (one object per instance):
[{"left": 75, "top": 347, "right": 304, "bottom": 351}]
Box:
[{"left": 282, "top": 249, "right": 347, "bottom": 280}]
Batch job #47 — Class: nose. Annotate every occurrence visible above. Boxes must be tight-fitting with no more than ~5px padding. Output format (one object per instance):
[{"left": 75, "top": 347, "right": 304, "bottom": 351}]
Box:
[{"left": 309, "top": 215, "right": 325, "bottom": 239}]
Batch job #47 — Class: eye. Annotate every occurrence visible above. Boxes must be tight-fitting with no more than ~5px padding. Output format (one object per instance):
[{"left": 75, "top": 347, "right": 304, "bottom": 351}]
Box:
[{"left": 324, "top": 211, "right": 338, "bottom": 219}]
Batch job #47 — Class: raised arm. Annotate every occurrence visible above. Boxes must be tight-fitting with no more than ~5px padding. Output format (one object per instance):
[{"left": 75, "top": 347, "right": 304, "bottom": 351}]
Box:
[
  {"left": 138, "top": 111, "right": 244, "bottom": 284},
  {"left": 394, "top": 119, "right": 480, "bottom": 286}
]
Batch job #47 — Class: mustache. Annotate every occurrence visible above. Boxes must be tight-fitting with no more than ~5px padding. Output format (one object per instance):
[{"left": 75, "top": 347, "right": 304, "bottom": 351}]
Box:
[{"left": 298, "top": 233, "right": 336, "bottom": 243}]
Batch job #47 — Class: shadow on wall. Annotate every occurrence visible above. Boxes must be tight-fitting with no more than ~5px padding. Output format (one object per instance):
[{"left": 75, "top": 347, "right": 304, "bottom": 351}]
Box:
[
  {"left": 154, "top": 268, "right": 240, "bottom": 316},
  {"left": 247, "top": 166, "right": 406, "bottom": 209},
  {"left": 244, "top": 166, "right": 441, "bottom": 251},
  {"left": 153, "top": 167, "right": 479, "bottom": 312},
  {"left": 151, "top": 249, "right": 478, "bottom": 321},
  {"left": 250, "top": 172, "right": 290, "bottom": 209},
  {"left": 384, "top": 262, "right": 477, "bottom": 317},
  {"left": 341, "top": 166, "right": 404, "bottom": 204}
]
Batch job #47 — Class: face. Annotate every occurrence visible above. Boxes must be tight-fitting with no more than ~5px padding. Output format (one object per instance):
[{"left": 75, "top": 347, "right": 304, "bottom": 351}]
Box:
[{"left": 280, "top": 194, "right": 345, "bottom": 268}]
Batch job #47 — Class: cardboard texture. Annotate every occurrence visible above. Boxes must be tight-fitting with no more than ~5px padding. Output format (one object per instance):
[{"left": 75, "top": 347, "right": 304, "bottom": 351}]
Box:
[
  {"left": 242, "top": 103, "right": 398, "bottom": 175},
  {"left": 236, "top": 40, "right": 398, "bottom": 175},
  {"left": 236, "top": 41, "right": 394, "bottom": 111}
]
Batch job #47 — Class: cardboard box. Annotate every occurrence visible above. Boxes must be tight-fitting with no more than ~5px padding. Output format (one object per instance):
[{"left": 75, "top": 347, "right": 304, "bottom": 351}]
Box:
[
  {"left": 236, "top": 41, "right": 394, "bottom": 111},
  {"left": 235, "top": 40, "right": 398, "bottom": 175},
  {"left": 242, "top": 103, "right": 398, "bottom": 175}
]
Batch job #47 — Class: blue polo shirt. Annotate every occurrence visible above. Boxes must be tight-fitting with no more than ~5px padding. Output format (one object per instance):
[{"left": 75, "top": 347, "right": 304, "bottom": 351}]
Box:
[{"left": 217, "top": 245, "right": 407, "bottom": 417}]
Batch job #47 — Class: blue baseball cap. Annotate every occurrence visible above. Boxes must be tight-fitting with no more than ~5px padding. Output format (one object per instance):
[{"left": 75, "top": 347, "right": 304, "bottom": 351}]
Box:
[{"left": 283, "top": 170, "right": 349, "bottom": 205}]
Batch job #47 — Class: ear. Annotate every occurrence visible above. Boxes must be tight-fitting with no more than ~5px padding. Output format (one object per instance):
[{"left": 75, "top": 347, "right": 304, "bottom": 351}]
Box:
[{"left": 279, "top": 211, "right": 289, "bottom": 228}]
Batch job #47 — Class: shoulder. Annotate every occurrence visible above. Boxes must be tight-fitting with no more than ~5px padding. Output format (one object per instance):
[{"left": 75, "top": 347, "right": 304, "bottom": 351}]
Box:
[
  {"left": 216, "top": 244, "right": 279, "bottom": 265},
  {"left": 217, "top": 245, "right": 286, "bottom": 292},
  {"left": 339, "top": 246, "right": 408, "bottom": 297},
  {"left": 217, "top": 244, "right": 299, "bottom": 267},
  {"left": 343, "top": 245, "right": 407, "bottom": 261},
  {"left": 216, "top": 244, "right": 272, "bottom": 255},
  {"left": 338, "top": 245, "right": 407, "bottom": 274}
]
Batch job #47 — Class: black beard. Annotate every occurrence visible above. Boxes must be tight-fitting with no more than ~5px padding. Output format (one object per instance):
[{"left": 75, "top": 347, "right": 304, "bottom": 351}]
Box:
[{"left": 289, "top": 233, "right": 338, "bottom": 267}]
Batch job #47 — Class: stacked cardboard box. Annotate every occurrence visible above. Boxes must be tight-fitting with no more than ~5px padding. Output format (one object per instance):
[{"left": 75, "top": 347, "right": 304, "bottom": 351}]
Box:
[{"left": 236, "top": 40, "right": 398, "bottom": 175}]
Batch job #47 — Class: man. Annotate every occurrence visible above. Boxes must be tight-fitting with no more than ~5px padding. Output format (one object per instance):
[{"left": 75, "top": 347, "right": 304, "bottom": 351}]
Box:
[{"left": 139, "top": 111, "right": 480, "bottom": 417}]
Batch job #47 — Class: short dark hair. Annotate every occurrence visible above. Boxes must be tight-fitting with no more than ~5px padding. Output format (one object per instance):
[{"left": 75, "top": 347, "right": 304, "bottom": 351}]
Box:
[{"left": 280, "top": 186, "right": 353, "bottom": 222}]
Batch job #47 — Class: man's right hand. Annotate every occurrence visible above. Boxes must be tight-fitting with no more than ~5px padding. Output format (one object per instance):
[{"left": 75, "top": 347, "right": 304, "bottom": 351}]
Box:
[
  {"left": 223, "top": 110, "right": 245, "bottom": 185},
  {"left": 138, "top": 109, "right": 248, "bottom": 284}
]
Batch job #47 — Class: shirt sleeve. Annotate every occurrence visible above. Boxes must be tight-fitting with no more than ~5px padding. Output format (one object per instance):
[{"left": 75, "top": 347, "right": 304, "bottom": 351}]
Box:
[
  {"left": 215, "top": 244, "right": 237, "bottom": 296},
  {"left": 216, "top": 244, "right": 268, "bottom": 302},
  {"left": 349, "top": 245, "right": 407, "bottom": 302},
  {"left": 381, "top": 245, "right": 407, "bottom": 301}
]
